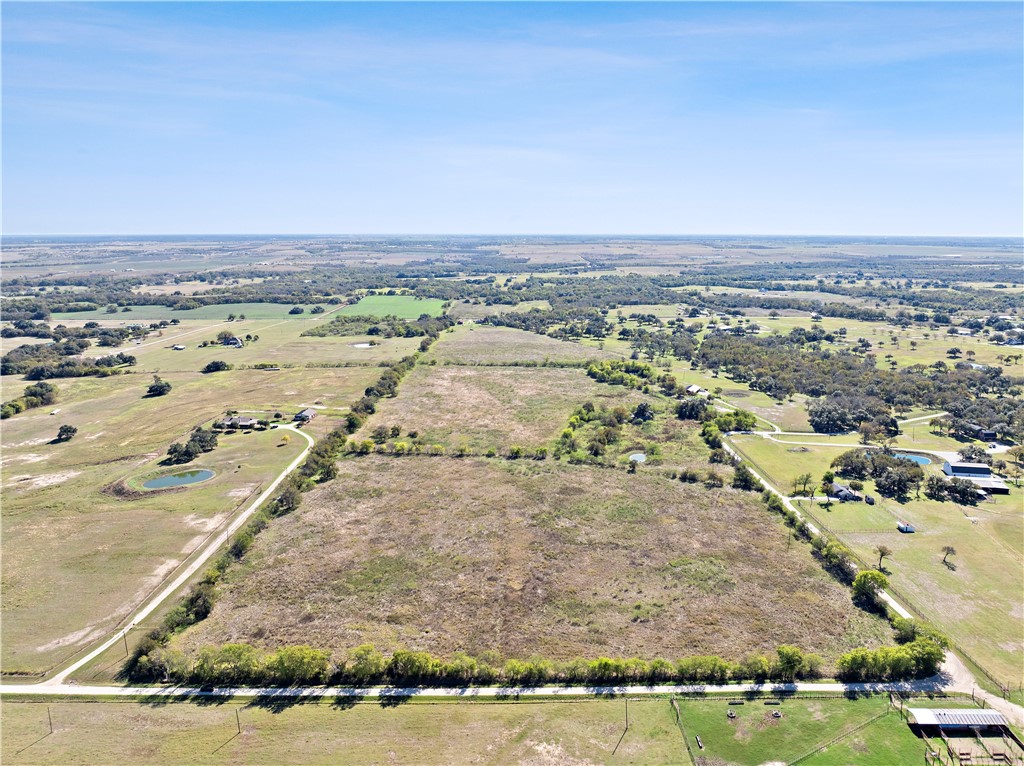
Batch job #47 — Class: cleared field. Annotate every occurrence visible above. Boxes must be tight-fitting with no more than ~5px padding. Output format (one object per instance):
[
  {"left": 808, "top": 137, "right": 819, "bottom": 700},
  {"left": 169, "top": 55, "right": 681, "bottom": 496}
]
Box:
[
  {"left": 336, "top": 295, "right": 445, "bottom": 319},
  {"left": 51, "top": 302, "right": 328, "bottom": 322},
  {"left": 175, "top": 456, "right": 891, "bottom": 666},
  {"left": 0, "top": 698, "right": 687, "bottom": 765},
  {"left": 73, "top": 316, "right": 422, "bottom": 371},
  {"left": 446, "top": 298, "right": 551, "bottom": 321},
  {"left": 840, "top": 492, "right": 1023, "bottom": 685},
  {"left": 361, "top": 365, "right": 648, "bottom": 453},
  {"left": 729, "top": 436, "right": 853, "bottom": 492},
  {"left": 678, "top": 695, "right": 945, "bottom": 765},
  {"left": 0, "top": 367, "right": 377, "bottom": 674},
  {"left": 426, "top": 324, "right": 620, "bottom": 365}
]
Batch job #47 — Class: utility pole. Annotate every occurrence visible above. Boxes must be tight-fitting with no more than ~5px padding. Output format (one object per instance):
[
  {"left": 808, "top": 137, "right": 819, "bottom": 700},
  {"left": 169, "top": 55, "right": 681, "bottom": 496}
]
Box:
[
  {"left": 47, "top": 706, "right": 53, "bottom": 734},
  {"left": 122, "top": 630, "right": 130, "bottom": 657}
]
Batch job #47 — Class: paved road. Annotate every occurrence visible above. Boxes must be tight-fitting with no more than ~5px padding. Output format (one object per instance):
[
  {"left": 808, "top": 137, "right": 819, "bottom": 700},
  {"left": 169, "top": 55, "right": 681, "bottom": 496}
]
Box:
[{"left": 43, "top": 424, "right": 315, "bottom": 686}]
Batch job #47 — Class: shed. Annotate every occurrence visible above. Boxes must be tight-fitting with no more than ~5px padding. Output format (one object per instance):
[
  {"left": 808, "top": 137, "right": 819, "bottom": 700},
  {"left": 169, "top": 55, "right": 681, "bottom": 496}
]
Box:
[{"left": 908, "top": 709, "right": 1007, "bottom": 728}]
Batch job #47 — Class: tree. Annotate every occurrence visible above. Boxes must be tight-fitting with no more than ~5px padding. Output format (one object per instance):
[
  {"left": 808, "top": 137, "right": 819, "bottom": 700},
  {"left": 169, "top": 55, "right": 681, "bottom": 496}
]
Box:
[
  {"left": 852, "top": 569, "right": 889, "bottom": 601},
  {"left": 732, "top": 464, "right": 761, "bottom": 492},
  {"left": 56, "top": 424, "right": 77, "bottom": 442},
  {"left": 946, "top": 347, "right": 962, "bottom": 359},
  {"left": 632, "top": 401, "right": 655, "bottom": 423},
  {"left": 792, "top": 473, "right": 814, "bottom": 497},
  {"left": 147, "top": 375, "right": 172, "bottom": 397},
  {"left": 288, "top": 305, "right": 304, "bottom": 315},
  {"left": 202, "top": 360, "right": 231, "bottom": 373},
  {"left": 820, "top": 470, "right": 835, "bottom": 497},
  {"left": 875, "top": 544, "right": 892, "bottom": 570},
  {"left": 941, "top": 545, "right": 956, "bottom": 564}
]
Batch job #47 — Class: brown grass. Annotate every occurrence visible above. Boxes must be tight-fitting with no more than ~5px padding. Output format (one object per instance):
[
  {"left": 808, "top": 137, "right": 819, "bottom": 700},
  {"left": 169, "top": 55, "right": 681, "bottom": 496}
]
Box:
[
  {"left": 427, "top": 325, "right": 620, "bottom": 365},
  {"left": 360, "top": 365, "right": 647, "bottom": 452},
  {"left": 177, "top": 456, "right": 891, "bottom": 665}
]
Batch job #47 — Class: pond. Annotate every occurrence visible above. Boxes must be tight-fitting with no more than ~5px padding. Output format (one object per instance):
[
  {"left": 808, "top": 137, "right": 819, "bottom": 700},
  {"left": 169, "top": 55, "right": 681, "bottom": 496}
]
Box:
[
  {"left": 895, "top": 453, "right": 931, "bottom": 466},
  {"left": 352, "top": 342, "right": 374, "bottom": 348},
  {"left": 143, "top": 469, "right": 215, "bottom": 489},
  {"left": 628, "top": 453, "right": 647, "bottom": 463}
]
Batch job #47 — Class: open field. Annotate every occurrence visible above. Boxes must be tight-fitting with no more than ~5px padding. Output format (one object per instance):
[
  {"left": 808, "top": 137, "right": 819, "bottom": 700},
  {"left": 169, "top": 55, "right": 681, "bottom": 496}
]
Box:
[
  {"left": 427, "top": 324, "right": 621, "bottom": 365},
  {"left": 74, "top": 319, "right": 423, "bottom": 371},
  {"left": 729, "top": 434, "right": 1024, "bottom": 685},
  {"left": 360, "top": 365, "right": 648, "bottom": 453},
  {"left": 0, "top": 698, "right": 687, "bottom": 765},
  {"left": 174, "top": 456, "right": 891, "bottom": 666},
  {"left": 678, "top": 694, "right": 954, "bottom": 765},
  {"left": 0, "top": 366, "right": 388, "bottom": 674},
  {"left": 336, "top": 295, "right": 446, "bottom": 319},
  {"left": 838, "top": 492, "right": 1023, "bottom": 686},
  {"left": 51, "top": 302, "right": 330, "bottom": 322},
  {"left": 447, "top": 298, "right": 551, "bottom": 321}
]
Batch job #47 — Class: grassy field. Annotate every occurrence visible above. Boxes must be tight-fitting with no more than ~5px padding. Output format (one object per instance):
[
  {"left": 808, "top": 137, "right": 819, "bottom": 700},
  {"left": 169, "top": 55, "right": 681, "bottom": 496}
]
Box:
[
  {"left": 839, "top": 491, "right": 1023, "bottom": 686},
  {"left": 360, "top": 365, "right": 649, "bottom": 453},
  {"left": 51, "top": 302, "right": 329, "bottom": 322},
  {"left": 678, "top": 695, "right": 939, "bottom": 765},
  {"left": 0, "top": 366, "right": 383, "bottom": 674},
  {"left": 174, "top": 455, "right": 891, "bottom": 667},
  {"left": 1, "top": 698, "right": 687, "bottom": 765},
  {"left": 426, "top": 324, "right": 621, "bottom": 365},
  {"left": 72, "top": 314, "right": 423, "bottom": 371},
  {"left": 336, "top": 295, "right": 446, "bottom": 319},
  {"left": 729, "top": 434, "right": 1023, "bottom": 685}
]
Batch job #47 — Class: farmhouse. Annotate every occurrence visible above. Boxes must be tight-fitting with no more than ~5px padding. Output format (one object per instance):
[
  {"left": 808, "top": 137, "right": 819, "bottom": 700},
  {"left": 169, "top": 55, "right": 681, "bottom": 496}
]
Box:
[
  {"left": 684, "top": 384, "right": 705, "bottom": 396},
  {"left": 222, "top": 336, "right": 243, "bottom": 348},
  {"left": 942, "top": 462, "right": 1010, "bottom": 495},
  {"left": 294, "top": 408, "right": 317, "bottom": 422},
  {"left": 217, "top": 415, "right": 259, "bottom": 429},
  {"left": 966, "top": 423, "right": 997, "bottom": 440},
  {"left": 831, "top": 482, "right": 860, "bottom": 502}
]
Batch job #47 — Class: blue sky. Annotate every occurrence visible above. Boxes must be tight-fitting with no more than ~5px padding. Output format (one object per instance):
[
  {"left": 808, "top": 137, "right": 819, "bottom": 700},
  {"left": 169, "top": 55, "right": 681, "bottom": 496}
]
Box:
[{"left": 2, "top": 2, "right": 1021, "bottom": 235}]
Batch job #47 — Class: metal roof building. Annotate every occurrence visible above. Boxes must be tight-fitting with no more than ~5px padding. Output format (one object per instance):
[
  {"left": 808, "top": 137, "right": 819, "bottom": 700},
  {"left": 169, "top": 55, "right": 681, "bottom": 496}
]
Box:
[{"left": 907, "top": 709, "right": 1008, "bottom": 728}]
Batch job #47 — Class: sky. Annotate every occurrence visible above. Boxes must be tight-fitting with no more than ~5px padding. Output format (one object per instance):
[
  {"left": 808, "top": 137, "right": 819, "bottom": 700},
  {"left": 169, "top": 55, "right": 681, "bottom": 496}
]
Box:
[{"left": 2, "top": 1, "right": 1022, "bottom": 236}]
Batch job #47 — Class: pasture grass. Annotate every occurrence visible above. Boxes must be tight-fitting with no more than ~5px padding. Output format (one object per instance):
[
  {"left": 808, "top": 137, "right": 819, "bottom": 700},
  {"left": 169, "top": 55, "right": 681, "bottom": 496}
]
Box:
[
  {"left": 0, "top": 366, "right": 374, "bottom": 674},
  {"left": 174, "top": 455, "right": 891, "bottom": 667},
  {"left": 336, "top": 294, "right": 446, "bottom": 319},
  {"left": 426, "top": 324, "right": 620, "bottom": 365},
  {"left": 360, "top": 365, "right": 648, "bottom": 453},
  {"left": 0, "top": 698, "right": 687, "bottom": 765},
  {"left": 51, "top": 302, "right": 329, "bottom": 322}
]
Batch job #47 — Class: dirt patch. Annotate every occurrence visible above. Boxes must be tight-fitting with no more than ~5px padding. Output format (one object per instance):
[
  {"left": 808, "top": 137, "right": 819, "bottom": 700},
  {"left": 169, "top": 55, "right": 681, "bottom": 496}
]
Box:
[
  {"left": 35, "top": 623, "right": 104, "bottom": 653},
  {"left": 520, "top": 742, "right": 597, "bottom": 766},
  {"left": 182, "top": 512, "right": 227, "bottom": 532},
  {"left": 7, "top": 470, "right": 81, "bottom": 489}
]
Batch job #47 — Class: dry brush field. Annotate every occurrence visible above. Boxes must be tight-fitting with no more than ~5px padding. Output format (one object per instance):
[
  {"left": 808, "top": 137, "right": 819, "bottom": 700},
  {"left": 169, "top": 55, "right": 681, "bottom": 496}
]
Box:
[{"left": 175, "top": 455, "right": 891, "bottom": 666}]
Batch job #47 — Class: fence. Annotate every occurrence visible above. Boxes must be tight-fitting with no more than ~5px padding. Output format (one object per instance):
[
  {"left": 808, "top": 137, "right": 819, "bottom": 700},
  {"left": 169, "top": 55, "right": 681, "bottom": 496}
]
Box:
[
  {"left": 669, "top": 698, "right": 698, "bottom": 765},
  {"left": 786, "top": 708, "right": 891, "bottom": 766}
]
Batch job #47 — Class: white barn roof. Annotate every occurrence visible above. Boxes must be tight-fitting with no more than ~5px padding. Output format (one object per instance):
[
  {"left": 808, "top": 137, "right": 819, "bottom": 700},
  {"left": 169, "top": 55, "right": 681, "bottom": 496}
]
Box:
[{"left": 908, "top": 709, "right": 1007, "bottom": 727}]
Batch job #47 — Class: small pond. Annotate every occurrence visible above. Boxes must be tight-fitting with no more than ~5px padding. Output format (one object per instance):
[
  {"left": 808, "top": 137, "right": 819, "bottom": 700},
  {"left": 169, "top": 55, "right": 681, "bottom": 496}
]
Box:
[
  {"left": 895, "top": 453, "right": 931, "bottom": 466},
  {"left": 628, "top": 453, "right": 647, "bottom": 463},
  {"left": 352, "top": 342, "right": 374, "bottom": 348},
  {"left": 143, "top": 469, "right": 215, "bottom": 489}
]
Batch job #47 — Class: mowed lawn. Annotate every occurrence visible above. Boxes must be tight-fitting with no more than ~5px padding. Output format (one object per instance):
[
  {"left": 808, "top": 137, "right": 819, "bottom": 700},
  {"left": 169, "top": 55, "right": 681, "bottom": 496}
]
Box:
[
  {"left": 175, "top": 456, "right": 891, "bottom": 667},
  {"left": 1, "top": 698, "right": 687, "bottom": 766},
  {"left": 0, "top": 366, "right": 374, "bottom": 674},
  {"left": 426, "top": 324, "right": 621, "bottom": 365},
  {"left": 336, "top": 294, "right": 446, "bottom": 319},
  {"left": 678, "top": 695, "right": 943, "bottom": 765},
  {"left": 358, "top": 365, "right": 649, "bottom": 453},
  {"left": 841, "top": 491, "right": 1023, "bottom": 686}
]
